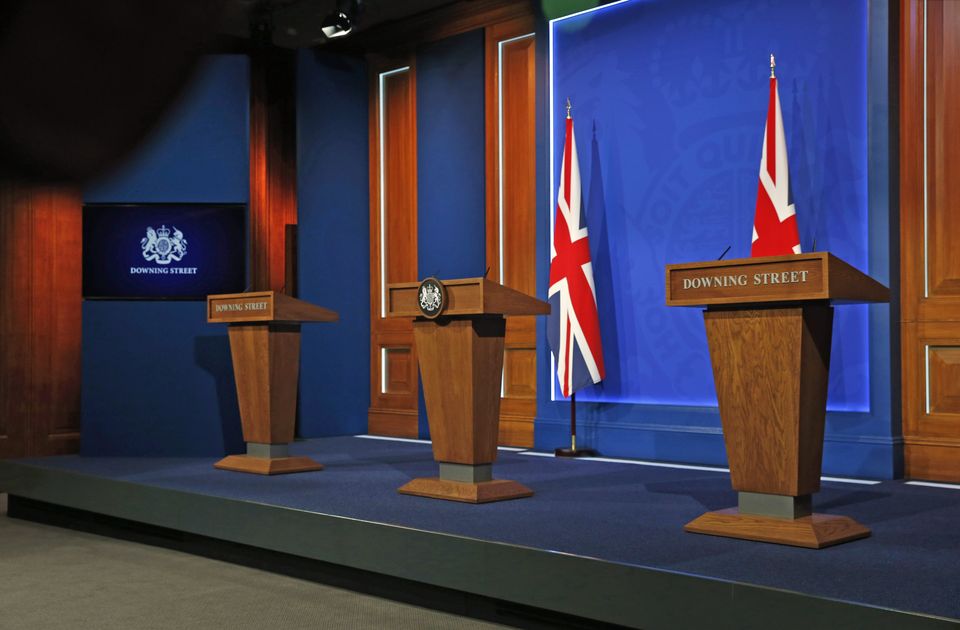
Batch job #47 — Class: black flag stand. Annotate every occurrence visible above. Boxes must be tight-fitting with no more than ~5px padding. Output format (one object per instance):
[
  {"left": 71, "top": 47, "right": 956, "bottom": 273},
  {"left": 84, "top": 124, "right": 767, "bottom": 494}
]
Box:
[{"left": 555, "top": 392, "right": 597, "bottom": 457}]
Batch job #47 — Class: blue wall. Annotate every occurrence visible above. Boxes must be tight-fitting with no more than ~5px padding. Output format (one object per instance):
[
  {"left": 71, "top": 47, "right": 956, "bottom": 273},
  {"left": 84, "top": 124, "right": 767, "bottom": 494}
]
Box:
[
  {"left": 81, "top": 56, "right": 249, "bottom": 456},
  {"left": 297, "top": 50, "right": 371, "bottom": 437},
  {"left": 535, "top": 0, "right": 898, "bottom": 478},
  {"left": 415, "top": 30, "right": 487, "bottom": 438}
]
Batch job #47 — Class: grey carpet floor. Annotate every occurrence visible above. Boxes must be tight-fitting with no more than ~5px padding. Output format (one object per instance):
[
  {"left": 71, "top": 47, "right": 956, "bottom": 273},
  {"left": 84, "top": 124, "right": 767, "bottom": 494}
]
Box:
[{"left": 0, "top": 494, "right": 506, "bottom": 630}]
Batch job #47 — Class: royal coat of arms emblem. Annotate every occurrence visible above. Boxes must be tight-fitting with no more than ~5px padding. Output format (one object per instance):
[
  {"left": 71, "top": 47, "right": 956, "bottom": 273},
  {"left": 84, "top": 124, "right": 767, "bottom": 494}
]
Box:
[
  {"left": 417, "top": 277, "right": 446, "bottom": 319},
  {"left": 141, "top": 225, "right": 187, "bottom": 265}
]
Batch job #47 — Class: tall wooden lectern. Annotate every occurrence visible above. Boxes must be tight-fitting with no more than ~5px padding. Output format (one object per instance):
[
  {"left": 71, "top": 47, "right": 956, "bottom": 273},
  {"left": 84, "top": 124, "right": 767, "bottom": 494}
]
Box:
[
  {"left": 386, "top": 277, "right": 550, "bottom": 503},
  {"left": 665, "top": 253, "right": 889, "bottom": 548},
  {"left": 208, "top": 291, "right": 338, "bottom": 475}
]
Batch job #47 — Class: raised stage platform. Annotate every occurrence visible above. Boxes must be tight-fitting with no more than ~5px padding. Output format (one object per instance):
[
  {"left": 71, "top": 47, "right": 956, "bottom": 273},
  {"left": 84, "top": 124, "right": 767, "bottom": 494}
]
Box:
[{"left": 1, "top": 436, "right": 958, "bottom": 629}]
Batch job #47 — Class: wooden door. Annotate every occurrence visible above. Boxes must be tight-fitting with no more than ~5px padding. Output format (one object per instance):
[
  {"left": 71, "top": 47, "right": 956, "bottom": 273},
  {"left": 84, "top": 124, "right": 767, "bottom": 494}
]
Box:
[
  {"left": 367, "top": 57, "right": 420, "bottom": 437},
  {"left": 901, "top": 0, "right": 960, "bottom": 481},
  {"left": 364, "top": 3, "right": 537, "bottom": 443},
  {"left": 485, "top": 17, "right": 537, "bottom": 447}
]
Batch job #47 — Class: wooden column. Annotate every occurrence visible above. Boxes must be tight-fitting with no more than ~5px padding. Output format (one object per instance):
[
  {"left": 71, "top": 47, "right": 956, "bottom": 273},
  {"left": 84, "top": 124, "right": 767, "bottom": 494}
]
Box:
[
  {"left": 249, "top": 47, "right": 298, "bottom": 293},
  {"left": 900, "top": 0, "right": 960, "bottom": 482},
  {"left": 0, "top": 182, "right": 81, "bottom": 458},
  {"left": 485, "top": 15, "right": 538, "bottom": 448}
]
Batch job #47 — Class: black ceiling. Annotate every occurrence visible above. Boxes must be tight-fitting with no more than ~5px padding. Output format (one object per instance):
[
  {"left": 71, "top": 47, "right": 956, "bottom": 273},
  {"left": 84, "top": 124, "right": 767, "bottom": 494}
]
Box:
[{"left": 219, "top": 0, "right": 463, "bottom": 48}]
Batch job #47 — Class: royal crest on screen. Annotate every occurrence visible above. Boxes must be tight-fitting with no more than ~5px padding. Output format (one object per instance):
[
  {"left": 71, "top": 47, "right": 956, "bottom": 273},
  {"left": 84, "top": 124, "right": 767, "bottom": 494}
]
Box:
[{"left": 141, "top": 225, "right": 187, "bottom": 265}]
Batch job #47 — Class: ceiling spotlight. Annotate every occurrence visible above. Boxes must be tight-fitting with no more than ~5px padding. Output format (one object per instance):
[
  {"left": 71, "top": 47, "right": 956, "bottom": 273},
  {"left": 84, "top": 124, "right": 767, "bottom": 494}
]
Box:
[
  {"left": 321, "top": 10, "right": 352, "bottom": 39},
  {"left": 321, "top": 0, "right": 362, "bottom": 39}
]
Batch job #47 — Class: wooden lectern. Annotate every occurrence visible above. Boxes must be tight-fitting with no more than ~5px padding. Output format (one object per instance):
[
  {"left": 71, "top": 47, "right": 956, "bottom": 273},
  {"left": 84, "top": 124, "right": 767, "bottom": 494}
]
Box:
[
  {"left": 386, "top": 277, "right": 550, "bottom": 503},
  {"left": 665, "top": 253, "right": 889, "bottom": 548},
  {"left": 207, "top": 291, "right": 338, "bottom": 475}
]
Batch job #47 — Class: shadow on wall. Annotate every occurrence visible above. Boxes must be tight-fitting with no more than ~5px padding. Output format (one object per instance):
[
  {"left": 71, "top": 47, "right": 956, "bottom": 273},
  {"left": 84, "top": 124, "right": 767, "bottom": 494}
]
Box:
[{"left": 194, "top": 334, "right": 244, "bottom": 455}]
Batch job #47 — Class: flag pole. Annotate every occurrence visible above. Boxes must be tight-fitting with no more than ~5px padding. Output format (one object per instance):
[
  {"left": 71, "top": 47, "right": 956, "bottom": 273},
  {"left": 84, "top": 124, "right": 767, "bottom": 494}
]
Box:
[
  {"left": 552, "top": 97, "right": 598, "bottom": 458},
  {"left": 555, "top": 391, "right": 596, "bottom": 458}
]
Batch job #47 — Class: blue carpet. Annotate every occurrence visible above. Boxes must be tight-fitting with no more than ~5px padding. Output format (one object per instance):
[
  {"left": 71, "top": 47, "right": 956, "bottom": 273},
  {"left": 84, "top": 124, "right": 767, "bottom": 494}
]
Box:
[{"left": 14, "top": 436, "right": 960, "bottom": 620}]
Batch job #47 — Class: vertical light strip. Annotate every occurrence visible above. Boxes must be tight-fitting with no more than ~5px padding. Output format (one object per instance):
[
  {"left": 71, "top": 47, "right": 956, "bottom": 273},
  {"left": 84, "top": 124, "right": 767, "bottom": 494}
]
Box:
[
  {"left": 549, "top": 14, "right": 557, "bottom": 402},
  {"left": 378, "top": 67, "right": 410, "bottom": 318},
  {"left": 497, "top": 33, "right": 535, "bottom": 286},
  {"left": 925, "top": 344, "right": 931, "bottom": 414},
  {"left": 923, "top": 0, "right": 929, "bottom": 297},
  {"left": 381, "top": 347, "right": 388, "bottom": 394}
]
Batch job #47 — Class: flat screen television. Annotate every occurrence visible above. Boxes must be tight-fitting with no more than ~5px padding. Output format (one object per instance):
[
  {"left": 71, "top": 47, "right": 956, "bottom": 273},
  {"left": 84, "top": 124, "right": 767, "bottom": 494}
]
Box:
[{"left": 82, "top": 203, "right": 246, "bottom": 299}]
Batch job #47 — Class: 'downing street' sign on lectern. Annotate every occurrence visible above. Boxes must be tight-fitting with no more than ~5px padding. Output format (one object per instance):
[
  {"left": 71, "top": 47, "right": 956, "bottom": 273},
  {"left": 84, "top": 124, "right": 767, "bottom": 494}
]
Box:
[
  {"left": 666, "top": 252, "right": 889, "bottom": 548},
  {"left": 208, "top": 291, "right": 338, "bottom": 475},
  {"left": 387, "top": 277, "right": 550, "bottom": 503}
]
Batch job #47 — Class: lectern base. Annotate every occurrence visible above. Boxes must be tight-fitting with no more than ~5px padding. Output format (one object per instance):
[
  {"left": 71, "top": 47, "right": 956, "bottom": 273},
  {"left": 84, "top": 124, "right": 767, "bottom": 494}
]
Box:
[
  {"left": 398, "top": 477, "right": 533, "bottom": 503},
  {"left": 214, "top": 455, "right": 323, "bottom": 475},
  {"left": 684, "top": 508, "right": 870, "bottom": 549}
]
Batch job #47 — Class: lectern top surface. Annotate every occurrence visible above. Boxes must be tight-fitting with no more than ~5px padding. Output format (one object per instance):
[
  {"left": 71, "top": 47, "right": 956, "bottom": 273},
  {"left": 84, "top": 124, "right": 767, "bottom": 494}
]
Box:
[
  {"left": 386, "top": 277, "right": 550, "bottom": 318},
  {"left": 207, "top": 291, "right": 339, "bottom": 323},
  {"left": 665, "top": 252, "right": 889, "bottom": 307}
]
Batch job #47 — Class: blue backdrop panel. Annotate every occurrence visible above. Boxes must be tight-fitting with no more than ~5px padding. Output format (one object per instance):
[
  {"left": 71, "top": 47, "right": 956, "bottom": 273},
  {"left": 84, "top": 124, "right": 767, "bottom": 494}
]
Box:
[
  {"left": 85, "top": 56, "right": 250, "bottom": 204},
  {"left": 551, "top": 0, "right": 869, "bottom": 410},
  {"left": 416, "top": 30, "right": 486, "bottom": 438},
  {"left": 81, "top": 55, "right": 249, "bottom": 456},
  {"left": 296, "top": 50, "right": 371, "bottom": 437},
  {"left": 81, "top": 301, "right": 243, "bottom": 456},
  {"left": 536, "top": 1, "right": 896, "bottom": 477}
]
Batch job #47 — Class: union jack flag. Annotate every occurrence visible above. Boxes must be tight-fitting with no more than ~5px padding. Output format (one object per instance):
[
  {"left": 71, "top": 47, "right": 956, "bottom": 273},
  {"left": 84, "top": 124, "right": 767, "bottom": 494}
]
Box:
[
  {"left": 751, "top": 56, "right": 801, "bottom": 257},
  {"left": 548, "top": 111, "right": 605, "bottom": 398}
]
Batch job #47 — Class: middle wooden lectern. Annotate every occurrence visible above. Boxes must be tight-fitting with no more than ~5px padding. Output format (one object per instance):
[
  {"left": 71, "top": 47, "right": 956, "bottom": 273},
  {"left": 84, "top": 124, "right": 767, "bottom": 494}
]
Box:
[
  {"left": 208, "top": 291, "right": 338, "bottom": 475},
  {"left": 386, "top": 277, "right": 550, "bottom": 503},
  {"left": 665, "top": 252, "right": 889, "bottom": 548}
]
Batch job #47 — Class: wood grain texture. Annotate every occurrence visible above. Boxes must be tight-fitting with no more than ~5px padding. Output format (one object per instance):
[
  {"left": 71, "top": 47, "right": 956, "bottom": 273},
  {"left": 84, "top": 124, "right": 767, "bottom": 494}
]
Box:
[
  {"left": 485, "top": 16, "right": 537, "bottom": 448},
  {"left": 284, "top": 224, "right": 297, "bottom": 297},
  {"left": 927, "top": 346, "right": 960, "bottom": 414},
  {"left": 925, "top": 0, "right": 960, "bottom": 301},
  {"left": 208, "top": 291, "right": 338, "bottom": 324},
  {"left": 368, "top": 57, "right": 419, "bottom": 438},
  {"left": 227, "top": 324, "right": 301, "bottom": 445},
  {"left": 398, "top": 477, "right": 533, "bottom": 503},
  {"left": 214, "top": 455, "right": 323, "bottom": 475},
  {"left": 704, "top": 305, "right": 832, "bottom": 496},
  {"left": 249, "top": 47, "right": 298, "bottom": 293},
  {"left": 382, "top": 347, "right": 414, "bottom": 395},
  {"left": 387, "top": 278, "right": 549, "bottom": 318},
  {"left": 413, "top": 317, "right": 506, "bottom": 465},
  {"left": 901, "top": 0, "right": 960, "bottom": 480},
  {"left": 685, "top": 508, "right": 870, "bottom": 549},
  {"left": 900, "top": 0, "right": 925, "bottom": 323},
  {"left": 0, "top": 182, "right": 81, "bottom": 459},
  {"left": 666, "top": 253, "right": 889, "bottom": 307},
  {"left": 902, "top": 321, "right": 960, "bottom": 481},
  {"left": 905, "top": 442, "right": 960, "bottom": 482},
  {"left": 368, "top": 409, "right": 419, "bottom": 438}
]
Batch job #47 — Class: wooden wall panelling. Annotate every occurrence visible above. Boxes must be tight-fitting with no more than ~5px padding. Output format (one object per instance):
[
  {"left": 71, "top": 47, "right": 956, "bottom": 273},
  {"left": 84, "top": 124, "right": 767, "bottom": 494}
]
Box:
[
  {"left": 250, "top": 47, "right": 298, "bottom": 293},
  {"left": 485, "top": 16, "right": 537, "bottom": 447},
  {"left": 900, "top": 0, "right": 960, "bottom": 481},
  {"left": 368, "top": 57, "right": 420, "bottom": 438},
  {"left": 0, "top": 183, "right": 81, "bottom": 458},
  {"left": 334, "top": 0, "right": 535, "bottom": 55}
]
